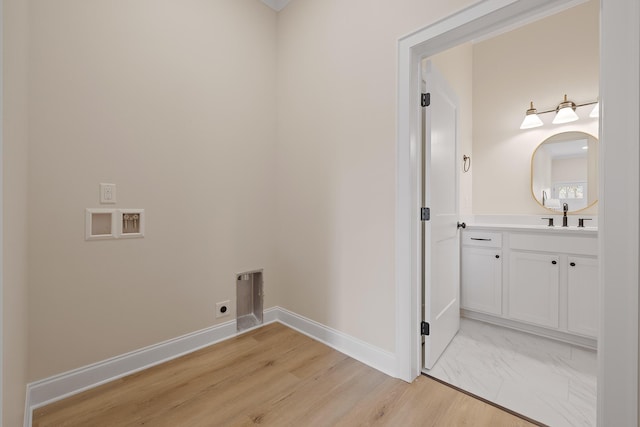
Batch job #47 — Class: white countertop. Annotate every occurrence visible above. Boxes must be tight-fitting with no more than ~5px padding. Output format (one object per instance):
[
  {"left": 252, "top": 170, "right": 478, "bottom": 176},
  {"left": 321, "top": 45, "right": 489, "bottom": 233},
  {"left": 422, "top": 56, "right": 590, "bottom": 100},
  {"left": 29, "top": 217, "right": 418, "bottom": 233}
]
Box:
[
  {"left": 465, "top": 223, "right": 598, "bottom": 235},
  {"left": 461, "top": 215, "right": 598, "bottom": 235}
]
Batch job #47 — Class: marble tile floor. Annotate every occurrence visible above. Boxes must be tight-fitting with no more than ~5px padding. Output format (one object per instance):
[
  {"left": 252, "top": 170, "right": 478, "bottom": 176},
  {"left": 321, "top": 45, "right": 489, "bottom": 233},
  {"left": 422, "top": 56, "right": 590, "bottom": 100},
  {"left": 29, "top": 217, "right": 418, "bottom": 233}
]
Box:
[{"left": 426, "top": 318, "right": 597, "bottom": 427}]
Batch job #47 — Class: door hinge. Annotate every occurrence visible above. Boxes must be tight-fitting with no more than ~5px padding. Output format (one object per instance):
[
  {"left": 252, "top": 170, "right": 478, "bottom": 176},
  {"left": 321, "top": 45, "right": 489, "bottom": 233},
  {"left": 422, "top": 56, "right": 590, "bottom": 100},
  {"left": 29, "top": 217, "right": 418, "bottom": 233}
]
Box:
[
  {"left": 420, "top": 207, "right": 430, "bottom": 221},
  {"left": 421, "top": 321, "right": 430, "bottom": 336},
  {"left": 421, "top": 93, "right": 431, "bottom": 107}
]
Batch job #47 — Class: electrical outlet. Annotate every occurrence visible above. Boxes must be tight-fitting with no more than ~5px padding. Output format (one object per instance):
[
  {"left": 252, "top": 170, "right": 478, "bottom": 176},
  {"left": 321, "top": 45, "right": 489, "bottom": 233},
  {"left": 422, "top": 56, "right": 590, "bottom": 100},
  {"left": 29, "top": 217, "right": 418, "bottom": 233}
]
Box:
[
  {"left": 216, "top": 300, "right": 230, "bottom": 318},
  {"left": 100, "top": 183, "right": 116, "bottom": 204}
]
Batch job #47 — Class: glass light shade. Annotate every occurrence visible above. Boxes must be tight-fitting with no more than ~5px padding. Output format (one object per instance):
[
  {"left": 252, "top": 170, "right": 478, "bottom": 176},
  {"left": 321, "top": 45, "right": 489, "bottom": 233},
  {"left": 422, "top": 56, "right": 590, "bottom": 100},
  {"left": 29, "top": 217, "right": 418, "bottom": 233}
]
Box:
[
  {"left": 552, "top": 105, "right": 579, "bottom": 124},
  {"left": 520, "top": 113, "right": 543, "bottom": 129},
  {"left": 590, "top": 102, "right": 599, "bottom": 118},
  {"left": 520, "top": 101, "right": 543, "bottom": 129}
]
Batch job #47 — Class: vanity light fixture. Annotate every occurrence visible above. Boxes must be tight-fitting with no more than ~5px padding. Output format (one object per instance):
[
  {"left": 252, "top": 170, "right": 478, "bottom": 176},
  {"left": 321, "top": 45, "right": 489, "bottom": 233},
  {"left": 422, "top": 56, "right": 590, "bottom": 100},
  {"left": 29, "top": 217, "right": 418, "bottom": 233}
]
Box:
[{"left": 519, "top": 94, "right": 598, "bottom": 130}]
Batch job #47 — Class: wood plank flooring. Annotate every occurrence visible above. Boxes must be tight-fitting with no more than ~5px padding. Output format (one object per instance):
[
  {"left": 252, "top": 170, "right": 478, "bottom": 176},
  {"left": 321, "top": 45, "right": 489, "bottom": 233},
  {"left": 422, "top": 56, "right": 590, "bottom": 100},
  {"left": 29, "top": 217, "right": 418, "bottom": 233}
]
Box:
[{"left": 33, "top": 323, "right": 537, "bottom": 426}]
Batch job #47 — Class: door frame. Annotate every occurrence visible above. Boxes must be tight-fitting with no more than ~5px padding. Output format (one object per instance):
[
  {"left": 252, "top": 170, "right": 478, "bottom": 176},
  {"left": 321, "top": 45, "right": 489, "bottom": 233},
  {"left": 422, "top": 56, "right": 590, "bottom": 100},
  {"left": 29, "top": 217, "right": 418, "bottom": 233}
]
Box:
[
  {"left": 395, "top": 0, "right": 640, "bottom": 426},
  {"left": 1, "top": 0, "right": 4, "bottom": 422}
]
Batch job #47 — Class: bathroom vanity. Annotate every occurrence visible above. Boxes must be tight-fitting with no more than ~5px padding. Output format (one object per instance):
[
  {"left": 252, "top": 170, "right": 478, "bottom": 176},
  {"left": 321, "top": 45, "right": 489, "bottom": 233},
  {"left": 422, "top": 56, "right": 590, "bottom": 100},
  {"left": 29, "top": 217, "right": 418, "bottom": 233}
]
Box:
[{"left": 461, "top": 224, "right": 598, "bottom": 348}]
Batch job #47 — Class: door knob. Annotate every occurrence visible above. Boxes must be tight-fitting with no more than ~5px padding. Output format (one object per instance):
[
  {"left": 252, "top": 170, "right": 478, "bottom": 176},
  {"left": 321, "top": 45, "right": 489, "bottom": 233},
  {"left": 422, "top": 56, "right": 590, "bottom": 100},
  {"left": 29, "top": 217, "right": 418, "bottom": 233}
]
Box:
[{"left": 457, "top": 222, "right": 466, "bottom": 229}]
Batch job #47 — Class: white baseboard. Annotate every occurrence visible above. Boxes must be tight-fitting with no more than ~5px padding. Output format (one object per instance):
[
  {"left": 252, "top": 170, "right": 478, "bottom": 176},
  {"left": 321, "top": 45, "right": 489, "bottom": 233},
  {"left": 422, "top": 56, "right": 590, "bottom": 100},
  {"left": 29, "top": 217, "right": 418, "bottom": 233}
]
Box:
[
  {"left": 24, "top": 307, "right": 396, "bottom": 426},
  {"left": 275, "top": 307, "right": 397, "bottom": 377},
  {"left": 461, "top": 309, "right": 597, "bottom": 349}
]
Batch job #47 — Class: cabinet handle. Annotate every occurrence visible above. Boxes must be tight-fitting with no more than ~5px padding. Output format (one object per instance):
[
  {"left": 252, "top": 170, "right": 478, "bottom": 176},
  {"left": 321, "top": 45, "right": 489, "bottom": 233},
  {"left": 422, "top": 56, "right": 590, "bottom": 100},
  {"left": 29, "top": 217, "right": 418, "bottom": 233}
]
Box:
[
  {"left": 495, "top": 255, "right": 500, "bottom": 259},
  {"left": 570, "top": 262, "right": 576, "bottom": 267},
  {"left": 470, "top": 238, "right": 491, "bottom": 241},
  {"left": 551, "top": 260, "right": 557, "bottom": 265}
]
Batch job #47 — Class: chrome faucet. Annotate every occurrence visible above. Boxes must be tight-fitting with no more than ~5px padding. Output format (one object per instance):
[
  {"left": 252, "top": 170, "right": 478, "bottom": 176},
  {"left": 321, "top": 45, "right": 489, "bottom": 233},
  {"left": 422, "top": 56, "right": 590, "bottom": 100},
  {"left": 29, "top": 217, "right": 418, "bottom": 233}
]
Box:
[{"left": 562, "top": 203, "right": 569, "bottom": 227}]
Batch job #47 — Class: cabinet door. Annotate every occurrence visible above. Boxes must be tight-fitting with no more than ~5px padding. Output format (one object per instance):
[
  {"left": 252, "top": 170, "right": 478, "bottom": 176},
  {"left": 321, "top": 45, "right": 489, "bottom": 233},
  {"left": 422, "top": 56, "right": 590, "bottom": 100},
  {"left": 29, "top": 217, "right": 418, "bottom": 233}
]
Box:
[
  {"left": 509, "top": 251, "right": 560, "bottom": 328},
  {"left": 567, "top": 256, "right": 599, "bottom": 338},
  {"left": 461, "top": 247, "right": 502, "bottom": 315}
]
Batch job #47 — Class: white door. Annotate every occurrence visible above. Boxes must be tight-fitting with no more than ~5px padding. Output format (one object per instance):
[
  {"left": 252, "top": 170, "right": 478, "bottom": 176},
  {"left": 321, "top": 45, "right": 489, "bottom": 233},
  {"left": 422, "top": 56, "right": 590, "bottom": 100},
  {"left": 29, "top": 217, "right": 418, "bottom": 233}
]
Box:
[{"left": 422, "top": 61, "right": 460, "bottom": 370}]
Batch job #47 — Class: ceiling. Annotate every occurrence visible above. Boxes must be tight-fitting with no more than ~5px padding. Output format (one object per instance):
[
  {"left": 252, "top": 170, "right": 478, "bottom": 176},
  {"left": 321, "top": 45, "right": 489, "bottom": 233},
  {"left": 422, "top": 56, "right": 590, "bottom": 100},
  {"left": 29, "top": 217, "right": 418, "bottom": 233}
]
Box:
[{"left": 261, "top": 0, "right": 291, "bottom": 12}]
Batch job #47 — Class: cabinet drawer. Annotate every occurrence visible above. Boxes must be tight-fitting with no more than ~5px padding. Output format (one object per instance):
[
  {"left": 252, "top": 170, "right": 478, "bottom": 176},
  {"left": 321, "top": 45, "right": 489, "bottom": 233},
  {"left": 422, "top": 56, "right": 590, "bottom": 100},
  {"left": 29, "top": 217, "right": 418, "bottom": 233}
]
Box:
[
  {"left": 510, "top": 233, "right": 597, "bottom": 256},
  {"left": 462, "top": 231, "right": 502, "bottom": 248}
]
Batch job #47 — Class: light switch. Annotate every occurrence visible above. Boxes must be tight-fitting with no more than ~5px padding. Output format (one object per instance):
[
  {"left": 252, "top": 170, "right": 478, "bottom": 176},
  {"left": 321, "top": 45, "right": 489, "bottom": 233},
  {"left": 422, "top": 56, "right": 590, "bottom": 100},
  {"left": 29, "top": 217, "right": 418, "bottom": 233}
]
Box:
[{"left": 100, "top": 183, "right": 116, "bottom": 204}]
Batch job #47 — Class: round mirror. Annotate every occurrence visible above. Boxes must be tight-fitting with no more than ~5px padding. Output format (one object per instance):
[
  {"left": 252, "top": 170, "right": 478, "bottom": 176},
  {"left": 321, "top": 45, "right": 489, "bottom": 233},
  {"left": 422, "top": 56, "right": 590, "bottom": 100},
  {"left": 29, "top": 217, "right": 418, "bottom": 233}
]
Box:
[{"left": 531, "top": 131, "right": 598, "bottom": 213}]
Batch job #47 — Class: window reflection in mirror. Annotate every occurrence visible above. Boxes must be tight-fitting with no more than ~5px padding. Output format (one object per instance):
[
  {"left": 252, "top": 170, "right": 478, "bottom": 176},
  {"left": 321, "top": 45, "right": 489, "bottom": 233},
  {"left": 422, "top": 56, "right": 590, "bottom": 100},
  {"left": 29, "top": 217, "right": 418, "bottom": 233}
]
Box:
[{"left": 531, "top": 131, "right": 598, "bottom": 213}]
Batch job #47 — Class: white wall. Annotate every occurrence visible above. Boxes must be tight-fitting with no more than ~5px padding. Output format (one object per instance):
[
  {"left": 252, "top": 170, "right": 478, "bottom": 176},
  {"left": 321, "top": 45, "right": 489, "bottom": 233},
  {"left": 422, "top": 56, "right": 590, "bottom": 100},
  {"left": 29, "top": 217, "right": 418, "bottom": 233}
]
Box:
[
  {"left": 552, "top": 156, "right": 587, "bottom": 183},
  {"left": 3, "top": 0, "right": 29, "bottom": 424},
  {"left": 275, "top": 0, "right": 474, "bottom": 353},
  {"left": 430, "top": 43, "right": 474, "bottom": 216},
  {"left": 472, "top": 0, "right": 599, "bottom": 215},
  {"left": 27, "top": 0, "right": 278, "bottom": 381}
]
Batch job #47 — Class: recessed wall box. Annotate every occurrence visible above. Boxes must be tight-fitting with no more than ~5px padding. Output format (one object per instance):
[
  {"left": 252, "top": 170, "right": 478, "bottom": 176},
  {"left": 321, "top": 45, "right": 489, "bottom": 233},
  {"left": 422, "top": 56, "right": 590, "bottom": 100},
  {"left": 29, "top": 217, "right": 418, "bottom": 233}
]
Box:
[
  {"left": 119, "top": 209, "right": 145, "bottom": 238},
  {"left": 85, "top": 209, "right": 117, "bottom": 240},
  {"left": 236, "top": 270, "right": 264, "bottom": 332}
]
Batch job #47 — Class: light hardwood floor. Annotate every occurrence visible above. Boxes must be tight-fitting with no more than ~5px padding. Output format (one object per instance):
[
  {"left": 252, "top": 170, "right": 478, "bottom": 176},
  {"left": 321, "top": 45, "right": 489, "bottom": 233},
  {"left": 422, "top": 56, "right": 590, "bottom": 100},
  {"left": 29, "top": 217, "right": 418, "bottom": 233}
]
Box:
[{"left": 33, "top": 323, "right": 538, "bottom": 426}]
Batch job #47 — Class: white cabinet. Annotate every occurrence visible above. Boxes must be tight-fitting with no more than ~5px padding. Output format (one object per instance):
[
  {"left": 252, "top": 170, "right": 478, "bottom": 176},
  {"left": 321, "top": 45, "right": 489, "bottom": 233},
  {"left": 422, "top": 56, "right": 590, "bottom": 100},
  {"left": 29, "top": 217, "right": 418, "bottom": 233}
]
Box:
[
  {"left": 461, "top": 227, "right": 598, "bottom": 346},
  {"left": 461, "top": 231, "right": 502, "bottom": 315},
  {"left": 567, "top": 256, "right": 599, "bottom": 338},
  {"left": 508, "top": 251, "right": 559, "bottom": 328}
]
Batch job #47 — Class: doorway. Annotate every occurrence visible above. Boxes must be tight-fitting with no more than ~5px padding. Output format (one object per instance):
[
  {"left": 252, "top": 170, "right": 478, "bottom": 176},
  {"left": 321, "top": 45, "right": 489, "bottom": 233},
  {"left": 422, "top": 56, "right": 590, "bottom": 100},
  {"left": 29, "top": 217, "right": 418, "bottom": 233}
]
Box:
[
  {"left": 396, "top": 0, "right": 640, "bottom": 426},
  {"left": 419, "top": 5, "right": 599, "bottom": 424}
]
